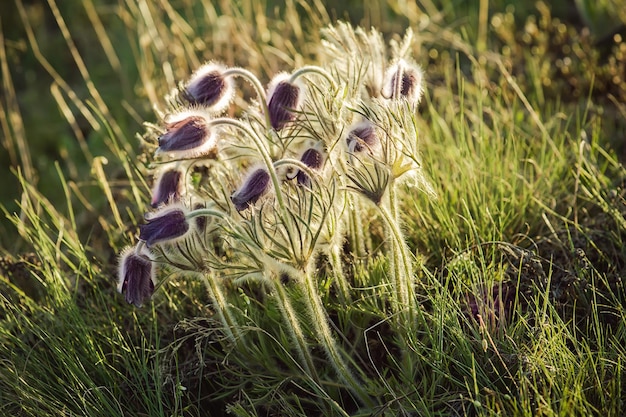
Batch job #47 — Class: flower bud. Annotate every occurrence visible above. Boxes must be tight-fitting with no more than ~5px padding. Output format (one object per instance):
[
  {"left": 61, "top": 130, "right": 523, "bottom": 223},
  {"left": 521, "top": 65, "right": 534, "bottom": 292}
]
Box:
[
  {"left": 117, "top": 246, "right": 155, "bottom": 307},
  {"left": 267, "top": 73, "right": 304, "bottom": 131},
  {"left": 295, "top": 147, "right": 323, "bottom": 187},
  {"left": 383, "top": 60, "right": 424, "bottom": 104},
  {"left": 151, "top": 169, "right": 183, "bottom": 208},
  {"left": 157, "top": 112, "right": 216, "bottom": 157},
  {"left": 231, "top": 168, "right": 271, "bottom": 211},
  {"left": 140, "top": 206, "right": 190, "bottom": 247},
  {"left": 183, "top": 62, "right": 234, "bottom": 112},
  {"left": 346, "top": 121, "right": 378, "bottom": 153}
]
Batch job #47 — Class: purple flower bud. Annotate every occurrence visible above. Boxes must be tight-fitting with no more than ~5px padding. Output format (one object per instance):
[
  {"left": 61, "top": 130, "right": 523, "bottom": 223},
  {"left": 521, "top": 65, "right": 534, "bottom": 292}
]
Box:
[
  {"left": 267, "top": 73, "right": 304, "bottom": 130},
  {"left": 139, "top": 207, "right": 190, "bottom": 247},
  {"left": 231, "top": 168, "right": 271, "bottom": 211},
  {"left": 151, "top": 169, "right": 183, "bottom": 208},
  {"left": 157, "top": 112, "right": 216, "bottom": 157},
  {"left": 383, "top": 60, "right": 424, "bottom": 104},
  {"left": 347, "top": 121, "right": 378, "bottom": 153},
  {"left": 184, "top": 63, "right": 234, "bottom": 112},
  {"left": 117, "top": 246, "right": 155, "bottom": 307},
  {"left": 295, "top": 147, "right": 323, "bottom": 187}
]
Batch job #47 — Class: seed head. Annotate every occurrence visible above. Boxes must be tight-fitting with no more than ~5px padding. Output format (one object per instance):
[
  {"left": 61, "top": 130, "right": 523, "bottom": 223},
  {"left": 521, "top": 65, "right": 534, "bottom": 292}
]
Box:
[
  {"left": 151, "top": 169, "right": 183, "bottom": 208},
  {"left": 140, "top": 206, "right": 190, "bottom": 247},
  {"left": 183, "top": 62, "right": 234, "bottom": 112},
  {"left": 231, "top": 168, "right": 271, "bottom": 211},
  {"left": 267, "top": 73, "right": 304, "bottom": 130},
  {"left": 117, "top": 246, "right": 156, "bottom": 307}
]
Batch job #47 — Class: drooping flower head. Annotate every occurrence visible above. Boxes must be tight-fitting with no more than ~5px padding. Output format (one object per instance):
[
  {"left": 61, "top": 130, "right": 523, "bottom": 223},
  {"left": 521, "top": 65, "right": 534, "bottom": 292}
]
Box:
[
  {"left": 346, "top": 121, "right": 379, "bottom": 153},
  {"left": 151, "top": 168, "right": 183, "bottom": 208},
  {"left": 183, "top": 62, "right": 234, "bottom": 112},
  {"left": 117, "top": 246, "right": 155, "bottom": 307},
  {"left": 157, "top": 111, "right": 216, "bottom": 158},
  {"left": 231, "top": 168, "right": 271, "bottom": 211},
  {"left": 382, "top": 59, "right": 424, "bottom": 105},
  {"left": 266, "top": 73, "right": 304, "bottom": 131},
  {"left": 293, "top": 147, "right": 324, "bottom": 187},
  {"left": 139, "top": 206, "right": 190, "bottom": 247}
]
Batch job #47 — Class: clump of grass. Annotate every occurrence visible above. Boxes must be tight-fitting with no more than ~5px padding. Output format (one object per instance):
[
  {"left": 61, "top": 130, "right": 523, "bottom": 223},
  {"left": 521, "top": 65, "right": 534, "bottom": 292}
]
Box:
[{"left": 2, "top": 0, "right": 626, "bottom": 416}]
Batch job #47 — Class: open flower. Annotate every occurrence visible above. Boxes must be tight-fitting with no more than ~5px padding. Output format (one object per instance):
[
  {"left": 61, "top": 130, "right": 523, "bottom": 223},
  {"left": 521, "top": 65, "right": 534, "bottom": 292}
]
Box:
[
  {"left": 231, "top": 168, "right": 271, "bottom": 211},
  {"left": 382, "top": 59, "right": 424, "bottom": 104},
  {"left": 140, "top": 206, "right": 190, "bottom": 247},
  {"left": 266, "top": 73, "right": 304, "bottom": 130},
  {"left": 117, "top": 246, "right": 155, "bottom": 307},
  {"left": 157, "top": 111, "right": 216, "bottom": 158},
  {"left": 151, "top": 168, "right": 183, "bottom": 208},
  {"left": 346, "top": 121, "right": 379, "bottom": 153},
  {"left": 183, "top": 62, "right": 234, "bottom": 112}
]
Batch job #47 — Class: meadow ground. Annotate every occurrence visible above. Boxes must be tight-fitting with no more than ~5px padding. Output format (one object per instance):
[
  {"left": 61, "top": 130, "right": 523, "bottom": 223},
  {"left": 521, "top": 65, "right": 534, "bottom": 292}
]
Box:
[{"left": 1, "top": 0, "right": 626, "bottom": 416}]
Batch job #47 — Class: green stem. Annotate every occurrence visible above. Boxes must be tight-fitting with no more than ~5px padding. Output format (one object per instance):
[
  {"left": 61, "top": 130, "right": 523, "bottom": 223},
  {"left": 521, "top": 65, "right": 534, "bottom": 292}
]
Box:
[
  {"left": 289, "top": 66, "right": 337, "bottom": 89},
  {"left": 223, "top": 67, "right": 272, "bottom": 130},
  {"left": 200, "top": 272, "right": 242, "bottom": 345},
  {"left": 378, "top": 200, "right": 415, "bottom": 324},
  {"left": 300, "top": 265, "right": 373, "bottom": 407},
  {"left": 329, "top": 244, "right": 352, "bottom": 304},
  {"left": 272, "top": 279, "right": 319, "bottom": 381}
]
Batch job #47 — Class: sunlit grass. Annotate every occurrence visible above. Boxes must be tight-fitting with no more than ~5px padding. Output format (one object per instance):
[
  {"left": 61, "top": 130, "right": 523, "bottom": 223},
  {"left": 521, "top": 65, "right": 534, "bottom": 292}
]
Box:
[{"left": 1, "top": 0, "right": 626, "bottom": 416}]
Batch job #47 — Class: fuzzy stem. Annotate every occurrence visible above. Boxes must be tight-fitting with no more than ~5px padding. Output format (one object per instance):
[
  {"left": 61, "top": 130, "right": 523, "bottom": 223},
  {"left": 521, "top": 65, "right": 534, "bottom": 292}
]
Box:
[
  {"left": 223, "top": 67, "right": 272, "bottom": 130},
  {"left": 377, "top": 197, "right": 415, "bottom": 325},
  {"left": 300, "top": 265, "right": 373, "bottom": 407},
  {"left": 200, "top": 272, "right": 242, "bottom": 345},
  {"left": 271, "top": 279, "right": 319, "bottom": 381},
  {"left": 289, "top": 65, "right": 337, "bottom": 89},
  {"left": 329, "top": 244, "right": 352, "bottom": 304}
]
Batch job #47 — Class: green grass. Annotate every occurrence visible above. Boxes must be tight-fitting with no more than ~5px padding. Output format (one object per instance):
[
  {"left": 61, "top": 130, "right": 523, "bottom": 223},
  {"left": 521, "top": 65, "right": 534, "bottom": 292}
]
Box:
[{"left": 2, "top": 0, "right": 626, "bottom": 416}]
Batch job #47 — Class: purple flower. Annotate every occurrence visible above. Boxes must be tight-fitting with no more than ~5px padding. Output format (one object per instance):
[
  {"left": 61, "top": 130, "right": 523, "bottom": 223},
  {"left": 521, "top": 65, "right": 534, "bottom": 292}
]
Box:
[
  {"left": 117, "top": 246, "right": 155, "bottom": 307},
  {"left": 267, "top": 73, "right": 304, "bottom": 131},
  {"left": 231, "top": 168, "right": 271, "bottom": 211},
  {"left": 157, "top": 112, "right": 216, "bottom": 157},
  {"left": 295, "top": 147, "right": 323, "bottom": 187},
  {"left": 383, "top": 60, "right": 424, "bottom": 104},
  {"left": 184, "top": 62, "right": 234, "bottom": 112},
  {"left": 139, "top": 207, "right": 190, "bottom": 247},
  {"left": 347, "top": 121, "right": 378, "bottom": 153},
  {"left": 151, "top": 169, "right": 183, "bottom": 208}
]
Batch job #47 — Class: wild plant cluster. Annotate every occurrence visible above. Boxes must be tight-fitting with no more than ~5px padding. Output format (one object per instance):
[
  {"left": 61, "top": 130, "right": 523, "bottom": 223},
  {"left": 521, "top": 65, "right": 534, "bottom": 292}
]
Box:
[{"left": 116, "top": 22, "right": 433, "bottom": 411}]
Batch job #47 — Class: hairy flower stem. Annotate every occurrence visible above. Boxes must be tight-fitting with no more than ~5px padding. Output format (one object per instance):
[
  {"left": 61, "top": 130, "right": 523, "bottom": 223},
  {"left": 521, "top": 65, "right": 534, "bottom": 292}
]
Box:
[
  {"left": 329, "top": 244, "right": 352, "bottom": 304},
  {"left": 289, "top": 66, "right": 337, "bottom": 89},
  {"left": 378, "top": 187, "right": 416, "bottom": 328},
  {"left": 272, "top": 279, "right": 319, "bottom": 382},
  {"left": 300, "top": 265, "right": 373, "bottom": 407},
  {"left": 222, "top": 67, "right": 272, "bottom": 129},
  {"left": 200, "top": 272, "right": 242, "bottom": 346}
]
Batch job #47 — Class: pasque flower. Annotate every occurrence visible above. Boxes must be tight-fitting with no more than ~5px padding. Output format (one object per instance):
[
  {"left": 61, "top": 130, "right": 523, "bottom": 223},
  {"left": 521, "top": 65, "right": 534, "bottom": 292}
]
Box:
[
  {"left": 117, "top": 246, "right": 155, "bottom": 307},
  {"left": 140, "top": 206, "right": 190, "bottom": 247},
  {"left": 183, "top": 62, "right": 234, "bottom": 112},
  {"left": 151, "top": 168, "right": 183, "bottom": 208},
  {"left": 266, "top": 73, "right": 304, "bottom": 130},
  {"left": 231, "top": 168, "right": 271, "bottom": 211},
  {"left": 157, "top": 112, "right": 216, "bottom": 157}
]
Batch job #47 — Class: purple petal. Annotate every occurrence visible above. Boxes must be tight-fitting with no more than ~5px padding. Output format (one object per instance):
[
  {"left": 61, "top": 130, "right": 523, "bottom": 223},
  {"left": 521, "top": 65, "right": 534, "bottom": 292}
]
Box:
[
  {"left": 268, "top": 81, "right": 301, "bottom": 130},
  {"left": 151, "top": 169, "right": 183, "bottom": 208},
  {"left": 139, "top": 209, "right": 189, "bottom": 247},
  {"left": 158, "top": 117, "right": 209, "bottom": 152},
  {"left": 118, "top": 248, "right": 155, "bottom": 307},
  {"left": 231, "top": 169, "right": 270, "bottom": 211}
]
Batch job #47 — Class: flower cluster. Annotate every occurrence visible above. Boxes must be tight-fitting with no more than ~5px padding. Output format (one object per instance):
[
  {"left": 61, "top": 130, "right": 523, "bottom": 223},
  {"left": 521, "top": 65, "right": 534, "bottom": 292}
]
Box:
[{"left": 116, "top": 22, "right": 431, "bottom": 329}]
